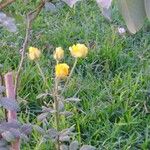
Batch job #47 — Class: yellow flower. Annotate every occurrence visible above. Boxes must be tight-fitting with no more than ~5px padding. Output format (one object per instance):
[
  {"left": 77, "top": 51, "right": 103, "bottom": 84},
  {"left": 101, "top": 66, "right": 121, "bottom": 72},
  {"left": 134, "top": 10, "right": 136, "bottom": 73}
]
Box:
[
  {"left": 28, "top": 47, "right": 41, "bottom": 60},
  {"left": 69, "top": 43, "right": 88, "bottom": 58},
  {"left": 53, "top": 47, "right": 64, "bottom": 61},
  {"left": 55, "top": 63, "right": 69, "bottom": 78}
]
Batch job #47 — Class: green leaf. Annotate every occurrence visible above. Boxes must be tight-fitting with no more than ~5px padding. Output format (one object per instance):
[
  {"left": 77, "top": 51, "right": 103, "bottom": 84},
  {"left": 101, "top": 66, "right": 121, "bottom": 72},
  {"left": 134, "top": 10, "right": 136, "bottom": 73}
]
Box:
[
  {"left": 60, "top": 125, "right": 75, "bottom": 136},
  {"left": 0, "top": 86, "right": 5, "bottom": 93},
  {"left": 0, "top": 12, "right": 17, "bottom": 32},
  {"left": 118, "top": 0, "right": 146, "bottom": 34},
  {"left": 8, "top": 128, "right": 21, "bottom": 138},
  {"left": 45, "top": 2, "right": 57, "bottom": 13},
  {"left": 46, "top": 128, "right": 58, "bottom": 140},
  {"left": 20, "top": 134, "right": 29, "bottom": 141},
  {"left": 33, "top": 125, "right": 45, "bottom": 135},
  {"left": 62, "top": 0, "right": 80, "bottom": 8},
  {"left": 2, "top": 131, "right": 15, "bottom": 142},
  {"left": 96, "top": 0, "right": 112, "bottom": 9},
  {"left": 69, "top": 141, "right": 79, "bottom": 150},
  {"left": 96, "top": 0, "right": 112, "bottom": 21},
  {"left": 144, "top": 0, "right": 150, "bottom": 20},
  {"left": 0, "top": 139, "right": 7, "bottom": 147},
  {"left": 60, "top": 111, "right": 73, "bottom": 117},
  {"left": 37, "top": 112, "right": 49, "bottom": 121},
  {"left": 57, "top": 101, "right": 64, "bottom": 111},
  {"left": 20, "top": 124, "right": 32, "bottom": 135},
  {"left": 0, "top": 97, "right": 19, "bottom": 111},
  {"left": 42, "top": 106, "right": 55, "bottom": 113},
  {"left": 0, "top": 147, "right": 9, "bottom": 150},
  {"left": 80, "top": 145, "right": 96, "bottom": 150},
  {"left": 59, "top": 135, "right": 70, "bottom": 142},
  {"left": 60, "top": 144, "right": 69, "bottom": 150},
  {"left": 0, "top": 121, "right": 20, "bottom": 133}
]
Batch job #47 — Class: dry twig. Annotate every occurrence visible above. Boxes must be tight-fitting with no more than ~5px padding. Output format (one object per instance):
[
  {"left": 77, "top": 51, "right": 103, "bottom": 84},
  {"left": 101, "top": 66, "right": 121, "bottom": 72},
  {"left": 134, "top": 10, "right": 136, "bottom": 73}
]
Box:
[
  {"left": 0, "top": 0, "right": 15, "bottom": 10},
  {"left": 14, "top": 0, "right": 46, "bottom": 97}
]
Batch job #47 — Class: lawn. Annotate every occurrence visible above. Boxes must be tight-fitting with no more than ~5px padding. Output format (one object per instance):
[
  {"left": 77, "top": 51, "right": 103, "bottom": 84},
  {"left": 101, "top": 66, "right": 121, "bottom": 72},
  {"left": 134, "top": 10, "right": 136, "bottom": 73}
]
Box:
[{"left": 0, "top": 0, "right": 150, "bottom": 149}]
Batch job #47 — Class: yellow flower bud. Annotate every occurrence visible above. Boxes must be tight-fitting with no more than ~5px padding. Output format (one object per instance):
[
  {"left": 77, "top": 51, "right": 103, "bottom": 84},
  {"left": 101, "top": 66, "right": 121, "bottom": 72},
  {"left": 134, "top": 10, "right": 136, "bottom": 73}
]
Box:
[
  {"left": 28, "top": 47, "right": 41, "bottom": 60},
  {"left": 53, "top": 47, "right": 64, "bottom": 61},
  {"left": 55, "top": 63, "right": 69, "bottom": 79},
  {"left": 69, "top": 43, "right": 88, "bottom": 58}
]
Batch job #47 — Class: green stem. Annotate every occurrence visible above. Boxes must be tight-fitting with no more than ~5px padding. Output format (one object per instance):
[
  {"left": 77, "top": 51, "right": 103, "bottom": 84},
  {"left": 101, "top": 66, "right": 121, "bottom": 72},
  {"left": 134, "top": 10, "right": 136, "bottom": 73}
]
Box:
[
  {"left": 35, "top": 61, "right": 49, "bottom": 89},
  {"left": 75, "top": 108, "right": 81, "bottom": 143},
  {"left": 61, "top": 58, "right": 78, "bottom": 94},
  {"left": 54, "top": 77, "right": 60, "bottom": 150},
  {"left": 35, "top": 137, "right": 43, "bottom": 150}
]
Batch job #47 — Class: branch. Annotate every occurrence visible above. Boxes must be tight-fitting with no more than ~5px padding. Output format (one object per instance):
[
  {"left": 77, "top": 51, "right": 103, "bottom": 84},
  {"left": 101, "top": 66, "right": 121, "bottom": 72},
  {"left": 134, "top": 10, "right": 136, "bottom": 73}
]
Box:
[
  {"left": 14, "top": 0, "right": 46, "bottom": 97},
  {"left": 0, "top": 0, "right": 15, "bottom": 10}
]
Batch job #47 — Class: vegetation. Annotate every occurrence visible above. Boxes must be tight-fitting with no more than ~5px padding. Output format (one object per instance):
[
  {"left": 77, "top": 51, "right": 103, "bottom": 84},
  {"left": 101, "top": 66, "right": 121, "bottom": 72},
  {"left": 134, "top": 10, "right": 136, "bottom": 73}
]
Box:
[{"left": 0, "top": 0, "right": 150, "bottom": 149}]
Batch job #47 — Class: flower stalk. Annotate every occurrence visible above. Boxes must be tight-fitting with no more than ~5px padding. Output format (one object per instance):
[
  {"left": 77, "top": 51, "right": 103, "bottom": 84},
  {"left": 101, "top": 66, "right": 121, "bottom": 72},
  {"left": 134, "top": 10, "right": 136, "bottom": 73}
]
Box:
[
  {"left": 35, "top": 61, "right": 49, "bottom": 89},
  {"left": 54, "top": 77, "right": 60, "bottom": 150},
  {"left": 61, "top": 58, "right": 78, "bottom": 94},
  {"left": 33, "top": 43, "right": 88, "bottom": 149}
]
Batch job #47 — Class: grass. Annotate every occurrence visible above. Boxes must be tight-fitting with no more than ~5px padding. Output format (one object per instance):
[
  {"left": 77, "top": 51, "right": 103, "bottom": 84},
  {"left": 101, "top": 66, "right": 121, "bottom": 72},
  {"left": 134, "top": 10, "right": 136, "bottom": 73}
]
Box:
[{"left": 0, "top": 0, "right": 150, "bottom": 149}]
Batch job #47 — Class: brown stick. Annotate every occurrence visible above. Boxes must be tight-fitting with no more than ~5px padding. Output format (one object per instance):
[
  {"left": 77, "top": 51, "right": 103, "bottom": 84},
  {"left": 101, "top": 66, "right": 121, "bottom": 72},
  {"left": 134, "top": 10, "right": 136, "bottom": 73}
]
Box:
[
  {"left": 4, "top": 72, "right": 20, "bottom": 150},
  {"left": 0, "top": 74, "right": 8, "bottom": 122},
  {"left": 14, "top": 0, "right": 46, "bottom": 98},
  {"left": 0, "top": 0, "right": 15, "bottom": 10}
]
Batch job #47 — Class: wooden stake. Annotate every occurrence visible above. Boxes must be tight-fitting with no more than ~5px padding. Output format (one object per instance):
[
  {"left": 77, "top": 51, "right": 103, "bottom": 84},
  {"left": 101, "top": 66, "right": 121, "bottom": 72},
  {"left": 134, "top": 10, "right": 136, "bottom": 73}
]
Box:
[{"left": 4, "top": 72, "right": 20, "bottom": 150}]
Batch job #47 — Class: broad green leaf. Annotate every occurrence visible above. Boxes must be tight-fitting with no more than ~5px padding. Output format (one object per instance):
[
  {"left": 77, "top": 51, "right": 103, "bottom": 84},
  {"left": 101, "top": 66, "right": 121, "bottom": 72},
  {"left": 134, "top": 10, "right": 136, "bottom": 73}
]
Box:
[
  {"left": 20, "top": 124, "right": 32, "bottom": 135},
  {"left": 2, "top": 131, "right": 15, "bottom": 142},
  {"left": 62, "top": 0, "right": 80, "bottom": 8},
  {"left": 37, "top": 112, "right": 49, "bottom": 121},
  {"left": 60, "top": 125, "right": 75, "bottom": 135},
  {"left": 96, "top": 0, "right": 112, "bottom": 21},
  {"left": 0, "top": 86, "right": 5, "bottom": 93},
  {"left": 8, "top": 128, "right": 21, "bottom": 138},
  {"left": 45, "top": 2, "right": 57, "bottom": 13},
  {"left": 59, "top": 135, "right": 70, "bottom": 142},
  {"left": 46, "top": 128, "right": 58, "bottom": 139},
  {"left": 65, "top": 97, "right": 81, "bottom": 103},
  {"left": 60, "top": 144, "right": 69, "bottom": 150},
  {"left": 60, "top": 111, "right": 73, "bottom": 117},
  {"left": 69, "top": 141, "right": 79, "bottom": 150},
  {"left": 144, "top": 0, "right": 150, "bottom": 20},
  {"left": 0, "top": 121, "right": 20, "bottom": 133},
  {"left": 20, "top": 134, "right": 29, "bottom": 141},
  {"left": 33, "top": 125, "right": 45, "bottom": 135},
  {"left": 0, "top": 139, "right": 7, "bottom": 147},
  {"left": 0, "top": 97, "right": 19, "bottom": 111},
  {"left": 118, "top": 0, "right": 146, "bottom": 34},
  {"left": 0, "top": 12, "right": 17, "bottom": 32},
  {"left": 42, "top": 106, "right": 55, "bottom": 113},
  {"left": 0, "top": 147, "right": 9, "bottom": 150},
  {"left": 57, "top": 101, "right": 64, "bottom": 111},
  {"left": 80, "top": 145, "right": 96, "bottom": 150},
  {"left": 96, "top": 0, "right": 112, "bottom": 9}
]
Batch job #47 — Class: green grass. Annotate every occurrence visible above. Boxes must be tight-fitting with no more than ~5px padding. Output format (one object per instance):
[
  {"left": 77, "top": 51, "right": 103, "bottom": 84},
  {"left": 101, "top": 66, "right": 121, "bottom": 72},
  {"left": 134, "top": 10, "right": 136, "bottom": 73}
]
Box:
[{"left": 0, "top": 0, "right": 150, "bottom": 149}]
